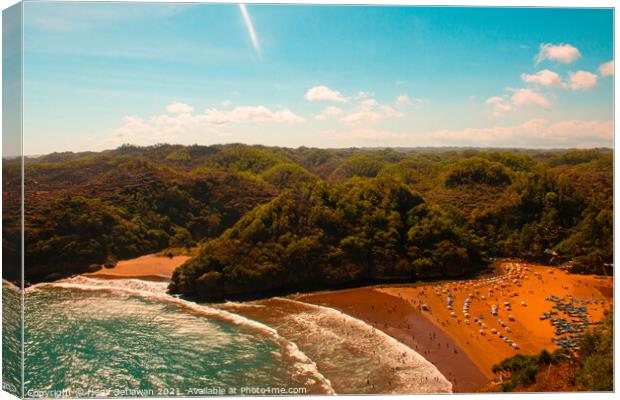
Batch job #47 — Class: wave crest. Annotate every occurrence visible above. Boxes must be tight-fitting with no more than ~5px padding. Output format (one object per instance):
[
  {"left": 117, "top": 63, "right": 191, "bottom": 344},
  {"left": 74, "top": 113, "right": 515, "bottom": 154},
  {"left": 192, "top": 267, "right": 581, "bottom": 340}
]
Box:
[{"left": 28, "top": 276, "right": 334, "bottom": 394}]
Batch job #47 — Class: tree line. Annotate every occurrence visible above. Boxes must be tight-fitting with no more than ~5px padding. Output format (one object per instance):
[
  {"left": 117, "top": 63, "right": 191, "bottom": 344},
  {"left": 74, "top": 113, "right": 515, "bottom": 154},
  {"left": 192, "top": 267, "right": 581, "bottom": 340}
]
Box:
[{"left": 2, "top": 144, "right": 611, "bottom": 289}]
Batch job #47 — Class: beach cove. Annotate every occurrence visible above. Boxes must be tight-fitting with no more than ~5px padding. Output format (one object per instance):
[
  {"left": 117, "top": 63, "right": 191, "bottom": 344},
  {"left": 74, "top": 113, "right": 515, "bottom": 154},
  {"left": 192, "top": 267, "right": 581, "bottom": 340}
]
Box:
[
  {"left": 22, "top": 254, "right": 454, "bottom": 395},
  {"left": 298, "top": 262, "right": 613, "bottom": 391},
  {"left": 19, "top": 255, "right": 612, "bottom": 395}
]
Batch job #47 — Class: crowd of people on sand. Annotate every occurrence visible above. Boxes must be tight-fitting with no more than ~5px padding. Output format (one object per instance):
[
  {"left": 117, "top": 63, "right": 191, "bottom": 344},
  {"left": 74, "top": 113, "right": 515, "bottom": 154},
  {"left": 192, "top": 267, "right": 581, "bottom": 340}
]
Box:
[
  {"left": 382, "top": 292, "right": 465, "bottom": 360},
  {"left": 398, "top": 261, "right": 610, "bottom": 358},
  {"left": 323, "top": 261, "right": 611, "bottom": 390},
  {"left": 542, "top": 295, "right": 604, "bottom": 351},
  {"left": 370, "top": 262, "right": 534, "bottom": 387},
  {"left": 427, "top": 263, "right": 532, "bottom": 351}
]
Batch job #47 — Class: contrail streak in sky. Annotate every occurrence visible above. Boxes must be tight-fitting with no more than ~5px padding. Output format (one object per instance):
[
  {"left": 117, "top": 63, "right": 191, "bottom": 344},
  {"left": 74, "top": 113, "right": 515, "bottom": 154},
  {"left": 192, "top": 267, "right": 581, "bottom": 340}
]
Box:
[{"left": 239, "top": 4, "right": 260, "bottom": 55}]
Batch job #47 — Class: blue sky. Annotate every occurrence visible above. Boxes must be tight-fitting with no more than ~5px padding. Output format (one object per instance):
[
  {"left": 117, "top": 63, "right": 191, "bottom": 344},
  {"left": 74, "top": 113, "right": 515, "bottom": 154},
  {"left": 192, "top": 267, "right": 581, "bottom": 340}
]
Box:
[{"left": 21, "top": 2, "right": 613, "bottom": 154}]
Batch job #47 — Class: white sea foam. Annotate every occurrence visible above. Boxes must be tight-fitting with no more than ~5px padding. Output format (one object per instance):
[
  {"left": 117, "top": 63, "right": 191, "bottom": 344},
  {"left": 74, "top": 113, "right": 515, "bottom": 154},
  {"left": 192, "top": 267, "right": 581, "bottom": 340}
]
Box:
[
  {"left": 275, "top": 297, "right": 453, "bottom": 394},
  {"left": 223, "top": 300, "right": 267, "bottom": 308},
  {"left": 27, "top": 276, "right": 334, "bottom": 394}
]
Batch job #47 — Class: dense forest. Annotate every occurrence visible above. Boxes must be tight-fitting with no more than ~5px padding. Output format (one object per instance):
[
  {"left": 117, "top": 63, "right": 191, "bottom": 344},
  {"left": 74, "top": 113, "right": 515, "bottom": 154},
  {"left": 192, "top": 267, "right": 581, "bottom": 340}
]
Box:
[
  {"left": 2, "top": 144, "right": 612, "bottom": 298},
  {"left": 490, "top": 311, "right": 613, "bottom": 392}
]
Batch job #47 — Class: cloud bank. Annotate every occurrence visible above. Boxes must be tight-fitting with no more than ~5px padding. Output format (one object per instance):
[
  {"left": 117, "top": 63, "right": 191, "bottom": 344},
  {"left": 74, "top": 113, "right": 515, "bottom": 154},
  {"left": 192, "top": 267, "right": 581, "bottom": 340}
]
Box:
[
  {"left": 568, "top": 71, "right": 598, "bottom": 90},
  {"left": 485, "top": 88, "right": 550, "bottom": 117},
  {"left": 521, "top": 69, "right": 598, "bottom": 91},
  {"left": 535, "top": 43, "right": 581, "bottom": 64},
  {"left": 305, "top": 85, "right": 348, "bottom": 102},
  {"left": 111, "top": 102, "right": 304, "bottom": 146},
  {"left": 324, "top": 118, "right": 612, "bottom": 149},
  {"left": 521, "top": 70, "right": 564, "bottom": 88},
  {"left": 599, "top": 60, "right": 614, "bottom": 76}
]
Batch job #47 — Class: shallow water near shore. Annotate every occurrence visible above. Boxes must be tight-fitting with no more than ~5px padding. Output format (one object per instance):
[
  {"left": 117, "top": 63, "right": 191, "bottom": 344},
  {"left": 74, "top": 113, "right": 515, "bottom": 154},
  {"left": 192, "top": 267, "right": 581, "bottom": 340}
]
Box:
[
  {"left": 219, "top": 297, "right": 452, "bottom": 394},
  {"left": 23, "top": 277, "right": 332, "bottom": 396},
  {"left": 20, "top": 276, "right": 451, "bottom": 396}
]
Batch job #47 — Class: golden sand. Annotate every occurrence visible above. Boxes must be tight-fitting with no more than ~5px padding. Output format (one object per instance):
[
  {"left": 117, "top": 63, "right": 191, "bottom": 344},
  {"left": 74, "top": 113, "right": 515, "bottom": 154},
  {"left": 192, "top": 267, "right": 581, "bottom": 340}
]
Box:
[
  {"left": 300, "top": 262, "right": 613, "bottom": 391},
  {"left": 85, "top": 254, "right": 190, "bottom": 280},
  {"left": 379, "top": 263, "right": 612, "bottom": 378}
]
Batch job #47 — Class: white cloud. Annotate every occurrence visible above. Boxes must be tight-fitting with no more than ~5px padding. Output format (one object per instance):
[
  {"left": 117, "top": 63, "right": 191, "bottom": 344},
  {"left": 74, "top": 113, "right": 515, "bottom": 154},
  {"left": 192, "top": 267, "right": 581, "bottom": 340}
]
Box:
[
  {"left": 379, "top": 105, "right": 404, "bottom": 118},
  {"left": 521, "top": 69, "right": 564, "bottom": 88},
  {"left": 340, "top": 97, "right": 404, "bottom": 125},
  {"left": 353, "top": 91, "right": 372, "bottom": 100},
  {"left": 305, "top": 85, "right": 348, "bottom": 103},
  {"left": 485, "top": 96, "right": 513, "bottom": 117},
  {"left": 307, "top": 87, "right": 419, "bottom": 122},
  {"left": 535, "top": 43, "right": 581, "bottom": 64},
  {"left": 204, "top": 106, "right": 305, "bottom": 125},
  {"left": 111, "top": 102, "right": 304, "bottom": 146},
  {"left": 510, "top": 88, "right": 551, "bottom": 109},
  {"left": 599, "top": 60, "right": 614, "bottom": 77},
  {"left": 360, "top": 98, "right": 379, "bottom": 109},
  {"left": 395, "top": 94, "right": 429, "bottom": 107},
  {"left": 315, "top": 106, "right": 343, "bottom": 120},
  {"left": 340, "top": 110, "right": 382, "bottom": 125},
  {"left": 520, "top": 69, "right": 599, "bottom": 91},
  {"left": 568, "top": 70, "right": 598, "bottom": 90},
  {"left": 116, "top": 115, "right": 152, "bottom": 136},
  {"left": 485, "top": 88, "right": 550, "bottom": 118},
  {"left": 221, "top": 99, "right": 232, "bottom": 107},
  {"left": 324, "top": 118, "right": 612, "bottom": 148},
  {"left": 396, "top": 94, "right": 412, "bottom": 105},
  {"left": 112, "top": 114, "right": 202, "bottom": 146},
  {"left": 166, "top": 101, "right": 194, "bottom": 114},
  {"left": 430, "top": 118, "right": 612, "bottom": 148}
]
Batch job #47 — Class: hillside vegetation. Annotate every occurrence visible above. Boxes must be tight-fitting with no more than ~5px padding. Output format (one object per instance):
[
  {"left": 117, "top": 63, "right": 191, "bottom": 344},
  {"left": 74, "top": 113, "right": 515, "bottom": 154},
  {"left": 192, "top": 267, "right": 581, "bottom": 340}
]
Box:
[
  {"left": 2, "top": 144, "right": 612, "bottom": 294},
  {"left": 489, "top": 311, "right": 613, "bottom": 392}
]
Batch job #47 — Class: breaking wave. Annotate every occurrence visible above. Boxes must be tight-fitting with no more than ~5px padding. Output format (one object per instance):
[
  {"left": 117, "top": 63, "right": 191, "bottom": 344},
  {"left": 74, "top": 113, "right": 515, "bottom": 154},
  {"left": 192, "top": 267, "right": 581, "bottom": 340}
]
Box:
[
  {"left": 219, "top": 297, "right": 452, "bottom": 394},
  {"left": 27, "top": 276, "right": 334, "bottom": 394}
]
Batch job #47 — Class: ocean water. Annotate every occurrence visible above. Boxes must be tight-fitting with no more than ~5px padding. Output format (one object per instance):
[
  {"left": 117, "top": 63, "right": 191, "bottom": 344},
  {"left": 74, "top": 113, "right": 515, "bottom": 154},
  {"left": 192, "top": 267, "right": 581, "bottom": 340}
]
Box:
[
  {"left": 220, "top": 298, "right": 452, "bottom": 394},
  {"left": 12, "top": 276, "right": 451, "bottom": 397},
  {"left": 2, "top": 280, "right": 22, "bottom": 397},
  {"left": 23, "top": 277, "right": 331, "bottom": 397}
]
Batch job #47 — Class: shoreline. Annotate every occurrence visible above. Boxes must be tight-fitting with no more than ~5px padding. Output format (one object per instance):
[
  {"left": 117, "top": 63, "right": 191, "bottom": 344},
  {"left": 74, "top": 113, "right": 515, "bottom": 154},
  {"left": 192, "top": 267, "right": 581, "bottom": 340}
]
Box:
[
  {"left": 296, "top": 288, "right": 489, "bottom": 392},
  {"left": 298, "top": 262, "right": 613, "bottom": 393},
  {"left": 77, "top": 256, "right": 613, "bottom": 394}
]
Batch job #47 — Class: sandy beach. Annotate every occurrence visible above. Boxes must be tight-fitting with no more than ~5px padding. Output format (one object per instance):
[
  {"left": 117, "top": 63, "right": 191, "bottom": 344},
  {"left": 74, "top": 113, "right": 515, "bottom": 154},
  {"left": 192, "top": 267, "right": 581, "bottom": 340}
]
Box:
[
  {"left": 299, "top": 262, "right": 613, "bottom": 392},
  {"left": 82, "top": 256, "right": 613, "bottom": 393},
  {"left": 297, "top": 287, "right": 488, "bottom": 392},
  {"left": 84, "top": 254, "right": 190, "bottom": 280}
]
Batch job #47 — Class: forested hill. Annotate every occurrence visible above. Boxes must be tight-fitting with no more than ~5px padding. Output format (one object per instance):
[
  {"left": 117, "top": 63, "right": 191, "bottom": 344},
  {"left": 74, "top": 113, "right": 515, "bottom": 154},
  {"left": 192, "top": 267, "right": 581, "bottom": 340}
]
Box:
[{"left": 2, "top": 144, "right": 612, "bottom": 294}]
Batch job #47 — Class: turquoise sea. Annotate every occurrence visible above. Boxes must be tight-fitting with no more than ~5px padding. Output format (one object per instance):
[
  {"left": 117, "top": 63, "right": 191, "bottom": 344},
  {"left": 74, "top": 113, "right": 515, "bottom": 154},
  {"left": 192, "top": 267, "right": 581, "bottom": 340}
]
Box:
[{"left": 3, "top": 277, "right": 452, "bottom": 397}]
